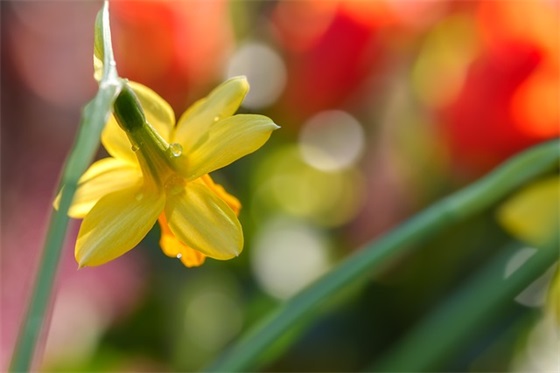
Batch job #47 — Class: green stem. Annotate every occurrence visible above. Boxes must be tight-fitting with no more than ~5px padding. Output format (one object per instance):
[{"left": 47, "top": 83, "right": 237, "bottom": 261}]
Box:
[
  {"left": 371, "top": 241, "right": 558, "bottom": 371},
  {"left": 9, "top": 3, "right": 119, "bottom": 371},
  {"left": 205, "top": 139, "right": 559, "bottom": 372}
]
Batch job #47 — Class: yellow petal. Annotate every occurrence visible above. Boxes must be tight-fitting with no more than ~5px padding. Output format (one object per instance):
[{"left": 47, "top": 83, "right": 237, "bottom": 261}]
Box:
[
  {"left": 158, "top": 214, "right": 206, "bottom": 267},
  {"left": 497, "top": 176, "right": 560, "bottom": 248},
  {"left": 165, "top": 180, "right": 243, "bottom": 260},
  {"left": 186, "top": 114, "right": 279, "bottom": 180},
  {"left": 201, "top": 174, "right": 241, "bottom": 215},
  {"left": 101, "top": 81, "right": 176, "bottom": 164},
  {"left": 76, "top": 186, "right": 165, "bottom": 267},
  {"left": 54, "top": 158, "right": 142, "bottom": 218},
  {"left": 157, "top": 175, "right": 239, "bottom": 267},
  {"left": 173, "top": 76, "right": 249, "bottom": 150},
  {"left": 101, "top": 114, "right": 138, "bottom": 164}
]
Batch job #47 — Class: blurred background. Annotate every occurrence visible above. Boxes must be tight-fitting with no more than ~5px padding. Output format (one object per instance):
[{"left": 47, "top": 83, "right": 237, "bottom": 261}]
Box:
[{"left": 1, "top": 0, "right": 558, "bottom": 371}]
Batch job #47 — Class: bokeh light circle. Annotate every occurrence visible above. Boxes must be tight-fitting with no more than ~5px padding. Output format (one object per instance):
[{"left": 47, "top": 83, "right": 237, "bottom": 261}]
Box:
[
  {"left": 251, "top": 217, "right": 331, "bottom": 300},
  {"left": 299, "top": 110, "right": 365, "bottom": 171},
  {"left": 226, "top": 41, "right": 287, "bottom": 109},
  {"left": 251, "top": 145, "right": 365, "bottom": 227},
  {"left": 184, "top": 290, "right": 243, "bottom": 350}
]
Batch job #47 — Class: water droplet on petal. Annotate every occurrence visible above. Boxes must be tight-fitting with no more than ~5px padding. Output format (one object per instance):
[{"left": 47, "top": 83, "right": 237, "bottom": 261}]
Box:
[
  {"left": 213, "top": 116, "right": 220, "bottom": 122},
  {"left": 168, "top": 143, "right": 183, "bottom": 157},
  {"left": 177, "top": 253, "right": 183, "bottom": 259},
  {"left": 131, "top": 144, "right": 140, "bottom": 152}
]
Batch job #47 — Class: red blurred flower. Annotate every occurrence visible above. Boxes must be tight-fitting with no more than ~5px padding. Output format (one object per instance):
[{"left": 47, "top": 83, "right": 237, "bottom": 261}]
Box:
[
  {"left": 111, "top": 0, "right": 234, "bottom": 111},
  {"left": 270, "top": 1, "right": 389, "bottom": 121},
  {"left": 271, "top": 0, "right": 450, "bottom": 125},
  {"left": 439, "top": 0, "right": 559, "bottom": 175}
]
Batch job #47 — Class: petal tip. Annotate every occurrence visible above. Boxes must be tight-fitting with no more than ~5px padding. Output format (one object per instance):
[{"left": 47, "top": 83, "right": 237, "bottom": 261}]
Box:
[
  {"left": 232, "top": 242, "right": 243, "bottom": 258},
  {"left": 229, "top": 75, "right": 248, "bottom": 83},
  {"left": 225, "top": 75, "right": 250, "bottom": 94},
  {"left": 76, "top": 257, "right": 87, "bottom": 270}
]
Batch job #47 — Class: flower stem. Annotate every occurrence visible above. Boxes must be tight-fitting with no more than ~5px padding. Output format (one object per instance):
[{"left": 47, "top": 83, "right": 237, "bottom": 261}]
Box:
[
  {"left": 8, "top": 3, "right": 119, "bottom": 371},
  {"left": 205, "top": 139, "right": 559, "bottom": 372}
]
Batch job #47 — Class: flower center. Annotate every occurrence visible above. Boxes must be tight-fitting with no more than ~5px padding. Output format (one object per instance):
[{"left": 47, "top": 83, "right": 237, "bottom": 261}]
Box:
[{"left": 164, "top": 173, "right": 185, "bottom": 196}]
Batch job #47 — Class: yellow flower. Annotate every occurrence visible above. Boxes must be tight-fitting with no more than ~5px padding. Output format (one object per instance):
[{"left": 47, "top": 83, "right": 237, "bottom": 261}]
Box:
[
  {"left": 497, "top": 176, "right": 559, "bottom": 248},
  {"left": 497, "top": 175, "right": 560, "bottom": 322},
  {"left": 61, "top": 76, "right": 278, "bottom": 267}
]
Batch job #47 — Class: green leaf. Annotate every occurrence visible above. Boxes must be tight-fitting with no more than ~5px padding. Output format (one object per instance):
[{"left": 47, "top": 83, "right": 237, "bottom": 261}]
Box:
[
  {"left": 205, "top": 139, "right": 560, "bottom": 372},
  {"left": 9, "top": 2, "right": 122, "bottom": 371},
  {"left": 370, "top": 241, "right": 558, "bottom": 371}
]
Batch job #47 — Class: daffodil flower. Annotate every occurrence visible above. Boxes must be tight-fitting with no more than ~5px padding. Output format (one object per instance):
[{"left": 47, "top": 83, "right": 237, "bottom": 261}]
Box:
[
  {"left": 497, "top": 175, "right": 560, "bottom": 322},
  {"left": 498, "top": 176, "right": 559, "bottom": 249},
  {"left": 59, "top": 76, "right": 278, "bottom": 267}
]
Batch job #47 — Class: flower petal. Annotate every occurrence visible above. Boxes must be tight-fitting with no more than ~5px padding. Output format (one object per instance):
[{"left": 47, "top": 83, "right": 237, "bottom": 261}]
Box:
[
  {"left": 76, "top": 186, "right": 165, "bottom": 267},
  {"left": 157, "top": 175, "right": 239, "bottom": 267},
  {"left": 101, "top": 114, "right": 137, "bottom": 164},
  {"left": 165, "top": 180, "right": 243, "bottom": 260},
  {"left": 173, "top": 76, "right": 249, "bottom": 150},
  {"left": 54, "top": 158, "right": 142, "bottom": 218},
  {"left": 201, "top": 174, "right": 241, "bottom": 215},
  {"left": 186, "top": 114, "right": 279, "bottom": 180},
  {"left": 101, "top": 81, "right": 176, "bottom": 164},
  {"left": 158, "top": 214, "right": 206, "bottom": 267}
]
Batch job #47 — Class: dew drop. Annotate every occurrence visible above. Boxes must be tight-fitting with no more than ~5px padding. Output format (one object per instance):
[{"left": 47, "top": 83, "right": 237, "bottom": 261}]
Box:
[
  {"left": 131, "top": 144, "right": 140, "bottom": 152},
  {"left": 168, "top": 143, "right": 183, "bottom": 157},
  {"left": 213, "top": 116, "right": 220, "bottom": 122},
  {"left": 176, "top": 253, "right": 183, "bottom": 259}
]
